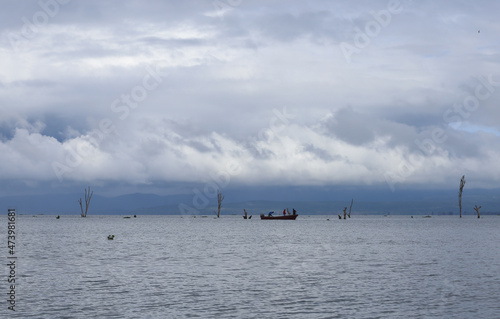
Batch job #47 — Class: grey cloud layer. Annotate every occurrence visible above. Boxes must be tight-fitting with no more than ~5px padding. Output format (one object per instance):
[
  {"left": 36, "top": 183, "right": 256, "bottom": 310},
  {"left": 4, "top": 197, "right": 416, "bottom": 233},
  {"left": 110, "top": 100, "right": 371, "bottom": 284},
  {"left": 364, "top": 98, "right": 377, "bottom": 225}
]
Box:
[{"left": 0, "top": 0, "right": 499, "bottom": 193}]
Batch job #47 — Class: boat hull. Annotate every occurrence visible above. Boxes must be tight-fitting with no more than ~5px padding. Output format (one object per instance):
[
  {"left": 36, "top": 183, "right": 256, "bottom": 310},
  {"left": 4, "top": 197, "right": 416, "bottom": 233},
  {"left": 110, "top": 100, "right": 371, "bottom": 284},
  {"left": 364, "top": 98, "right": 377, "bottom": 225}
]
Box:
[{"left": 260, "top": 214, "right": 298, "bottom": 220}]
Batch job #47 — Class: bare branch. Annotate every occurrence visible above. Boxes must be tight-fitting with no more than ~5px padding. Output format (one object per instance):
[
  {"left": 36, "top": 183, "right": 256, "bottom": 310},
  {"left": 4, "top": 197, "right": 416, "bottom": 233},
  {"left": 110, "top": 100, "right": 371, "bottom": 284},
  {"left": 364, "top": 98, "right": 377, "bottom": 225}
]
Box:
[
  {"left": 474, "top": 205, "right": 481, "bottom": 219},
  {"left": 79, "top": 186, "right": 93, "bottom": 217},
  {"left": 78, "top": 198, "right": 84, "bottom": 217}
]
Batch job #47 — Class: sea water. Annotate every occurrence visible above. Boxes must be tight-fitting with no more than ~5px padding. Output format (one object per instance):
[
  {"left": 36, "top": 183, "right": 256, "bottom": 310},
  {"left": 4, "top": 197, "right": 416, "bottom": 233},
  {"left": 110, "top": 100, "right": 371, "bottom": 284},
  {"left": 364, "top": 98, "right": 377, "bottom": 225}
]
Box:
[{"left": 2, "top": 214, "right": 499, "bottom": 318}]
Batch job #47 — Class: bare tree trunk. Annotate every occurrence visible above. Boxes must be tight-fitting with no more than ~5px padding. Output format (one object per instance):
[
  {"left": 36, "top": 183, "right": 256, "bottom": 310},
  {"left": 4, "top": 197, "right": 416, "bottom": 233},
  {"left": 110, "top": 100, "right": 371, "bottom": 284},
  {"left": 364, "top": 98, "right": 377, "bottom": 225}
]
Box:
[
  {"left": 459, "top": 175, "right": 465, "bottom": 218},
  {"left": 348, "top": 198, "right": 353, "bottom": 218},
  {"left": 474, "top": 205, "right": 481, "bottom": 219},
  {"left": 217, "top": 189, "right": 224, "bottom": 218},
  {"left": 343, "top": 207, "right": 347, "bottom": 219},
  {"left": 79, "top": 186, "right": 93, "bottom": 217}
]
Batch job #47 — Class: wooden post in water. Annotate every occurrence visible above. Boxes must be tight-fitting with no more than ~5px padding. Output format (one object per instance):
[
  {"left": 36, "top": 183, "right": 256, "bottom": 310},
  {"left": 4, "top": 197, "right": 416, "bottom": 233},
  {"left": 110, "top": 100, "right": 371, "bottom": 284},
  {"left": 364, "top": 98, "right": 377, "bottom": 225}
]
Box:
[
  {"left": 216, "top": 189, "right": 224, "bottom": 218},
  {"left": 458, "top": 176, "right": 465, "bottom": 218},
  {"left": 348, "top": 198, "right": 353, "bottom": 218}
]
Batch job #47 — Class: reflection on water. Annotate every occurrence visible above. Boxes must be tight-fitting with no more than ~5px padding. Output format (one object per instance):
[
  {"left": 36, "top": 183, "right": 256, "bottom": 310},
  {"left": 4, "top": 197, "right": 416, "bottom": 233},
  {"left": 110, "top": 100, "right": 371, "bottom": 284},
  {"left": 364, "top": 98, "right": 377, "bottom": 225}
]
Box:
[{"left": 5, "top": 215, "right": 500, "bottom": 318}]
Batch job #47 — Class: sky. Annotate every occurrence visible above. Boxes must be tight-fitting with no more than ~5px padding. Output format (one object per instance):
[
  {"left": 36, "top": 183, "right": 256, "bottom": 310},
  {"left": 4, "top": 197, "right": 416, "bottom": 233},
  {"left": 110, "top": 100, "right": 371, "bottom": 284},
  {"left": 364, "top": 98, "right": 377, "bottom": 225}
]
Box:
[{"left": 1, "top": 0, "right": 500, "bottom": 198}]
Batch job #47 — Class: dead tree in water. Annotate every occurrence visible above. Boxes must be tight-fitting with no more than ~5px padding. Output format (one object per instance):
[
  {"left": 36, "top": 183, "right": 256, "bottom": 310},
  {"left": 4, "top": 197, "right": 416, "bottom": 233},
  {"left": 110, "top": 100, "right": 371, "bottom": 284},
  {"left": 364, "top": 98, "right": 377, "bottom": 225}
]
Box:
[
  {"left": 216, "top": 189, "right": 224, "bottom": 218},
  {"left": 79, "top": 186, "right": 93, "bottom": 217},
  {"left": 343, "top": 207, "right": 347, "bottom": 219},
  {"left": 474, "top": 205, "right": 481, "bottom": 219},
  {"left": 348, "top": 198, "right": 354, "bottom": 218},
  {"left": 459, "top": 175, "right": 466, "bottom": 218}
]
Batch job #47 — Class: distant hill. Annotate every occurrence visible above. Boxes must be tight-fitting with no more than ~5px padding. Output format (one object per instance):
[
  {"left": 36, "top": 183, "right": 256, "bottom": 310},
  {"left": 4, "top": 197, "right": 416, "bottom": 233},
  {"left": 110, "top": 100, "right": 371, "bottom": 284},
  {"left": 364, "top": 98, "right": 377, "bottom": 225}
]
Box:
[
  {"left": 1, "top": 186, "right": 499, "bottom": 215},
  {"left": 171, "top": 200, "right": 500, "bottom": 216},
  {"left": 0, "top": 193, "right": 189, "bottom": 215}
]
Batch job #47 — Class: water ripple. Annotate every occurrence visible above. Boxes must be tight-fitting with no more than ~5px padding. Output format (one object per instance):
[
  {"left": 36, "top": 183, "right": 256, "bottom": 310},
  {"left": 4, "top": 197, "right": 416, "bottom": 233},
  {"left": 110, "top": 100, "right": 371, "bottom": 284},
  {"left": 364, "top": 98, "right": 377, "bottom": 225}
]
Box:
[{"left": 4, "top": 215, "right": 500, "bottom": 318}]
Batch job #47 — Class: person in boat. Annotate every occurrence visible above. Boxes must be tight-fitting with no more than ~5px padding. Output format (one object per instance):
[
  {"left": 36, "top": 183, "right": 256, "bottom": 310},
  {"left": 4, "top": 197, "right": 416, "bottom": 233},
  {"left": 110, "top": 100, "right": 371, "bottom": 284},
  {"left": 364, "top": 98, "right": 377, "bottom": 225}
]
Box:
[
  {"left": 293, "top": 208, "right": 297, "bottom": 215},
  {"left": 268, "top": 211, "right": 274, "bottom": 216},
  {"left": 283, "top": 209, "right": 286, "bottom": 216},
  {"left": 287, "top": 208, "right": 291, "bottom": 215}
]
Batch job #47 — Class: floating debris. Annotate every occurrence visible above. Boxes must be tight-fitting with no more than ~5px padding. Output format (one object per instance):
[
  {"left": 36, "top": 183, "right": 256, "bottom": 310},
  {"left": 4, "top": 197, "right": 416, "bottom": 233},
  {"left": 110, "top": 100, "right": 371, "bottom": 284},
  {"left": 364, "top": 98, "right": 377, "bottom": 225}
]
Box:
[{"left": 107, "top": 235, "right": 115, "bottom": 240}]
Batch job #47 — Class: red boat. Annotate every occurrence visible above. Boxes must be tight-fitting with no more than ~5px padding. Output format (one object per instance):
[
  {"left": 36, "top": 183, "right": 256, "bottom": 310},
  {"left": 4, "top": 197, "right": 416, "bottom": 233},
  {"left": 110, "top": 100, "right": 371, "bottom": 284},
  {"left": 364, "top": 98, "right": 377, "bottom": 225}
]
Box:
[{"left": 260, "top": 213, "right": 298, "bottom": 220}]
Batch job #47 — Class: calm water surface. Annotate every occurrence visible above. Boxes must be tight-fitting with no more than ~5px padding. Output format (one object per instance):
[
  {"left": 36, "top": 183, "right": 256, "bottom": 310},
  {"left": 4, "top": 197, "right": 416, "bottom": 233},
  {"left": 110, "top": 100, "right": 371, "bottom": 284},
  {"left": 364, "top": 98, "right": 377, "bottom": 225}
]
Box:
[{"left": 3, "top": 214, "right": 499, "bottom": 318}]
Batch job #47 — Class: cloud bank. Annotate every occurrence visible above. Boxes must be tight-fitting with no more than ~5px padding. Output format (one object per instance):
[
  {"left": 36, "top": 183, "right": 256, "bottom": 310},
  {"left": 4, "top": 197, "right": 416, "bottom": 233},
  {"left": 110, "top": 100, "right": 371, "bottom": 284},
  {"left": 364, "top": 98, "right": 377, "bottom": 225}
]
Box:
[{"left": 1, "top": 0, "right": 500, "bottom": 196}]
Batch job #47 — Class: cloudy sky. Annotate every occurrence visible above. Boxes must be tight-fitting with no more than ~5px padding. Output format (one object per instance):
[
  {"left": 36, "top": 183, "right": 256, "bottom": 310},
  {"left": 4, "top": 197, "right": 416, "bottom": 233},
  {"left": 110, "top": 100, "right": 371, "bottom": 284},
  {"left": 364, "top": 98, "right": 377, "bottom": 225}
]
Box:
[{"left": 1, "top": 0, "right": 499, "bottom": 197}]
